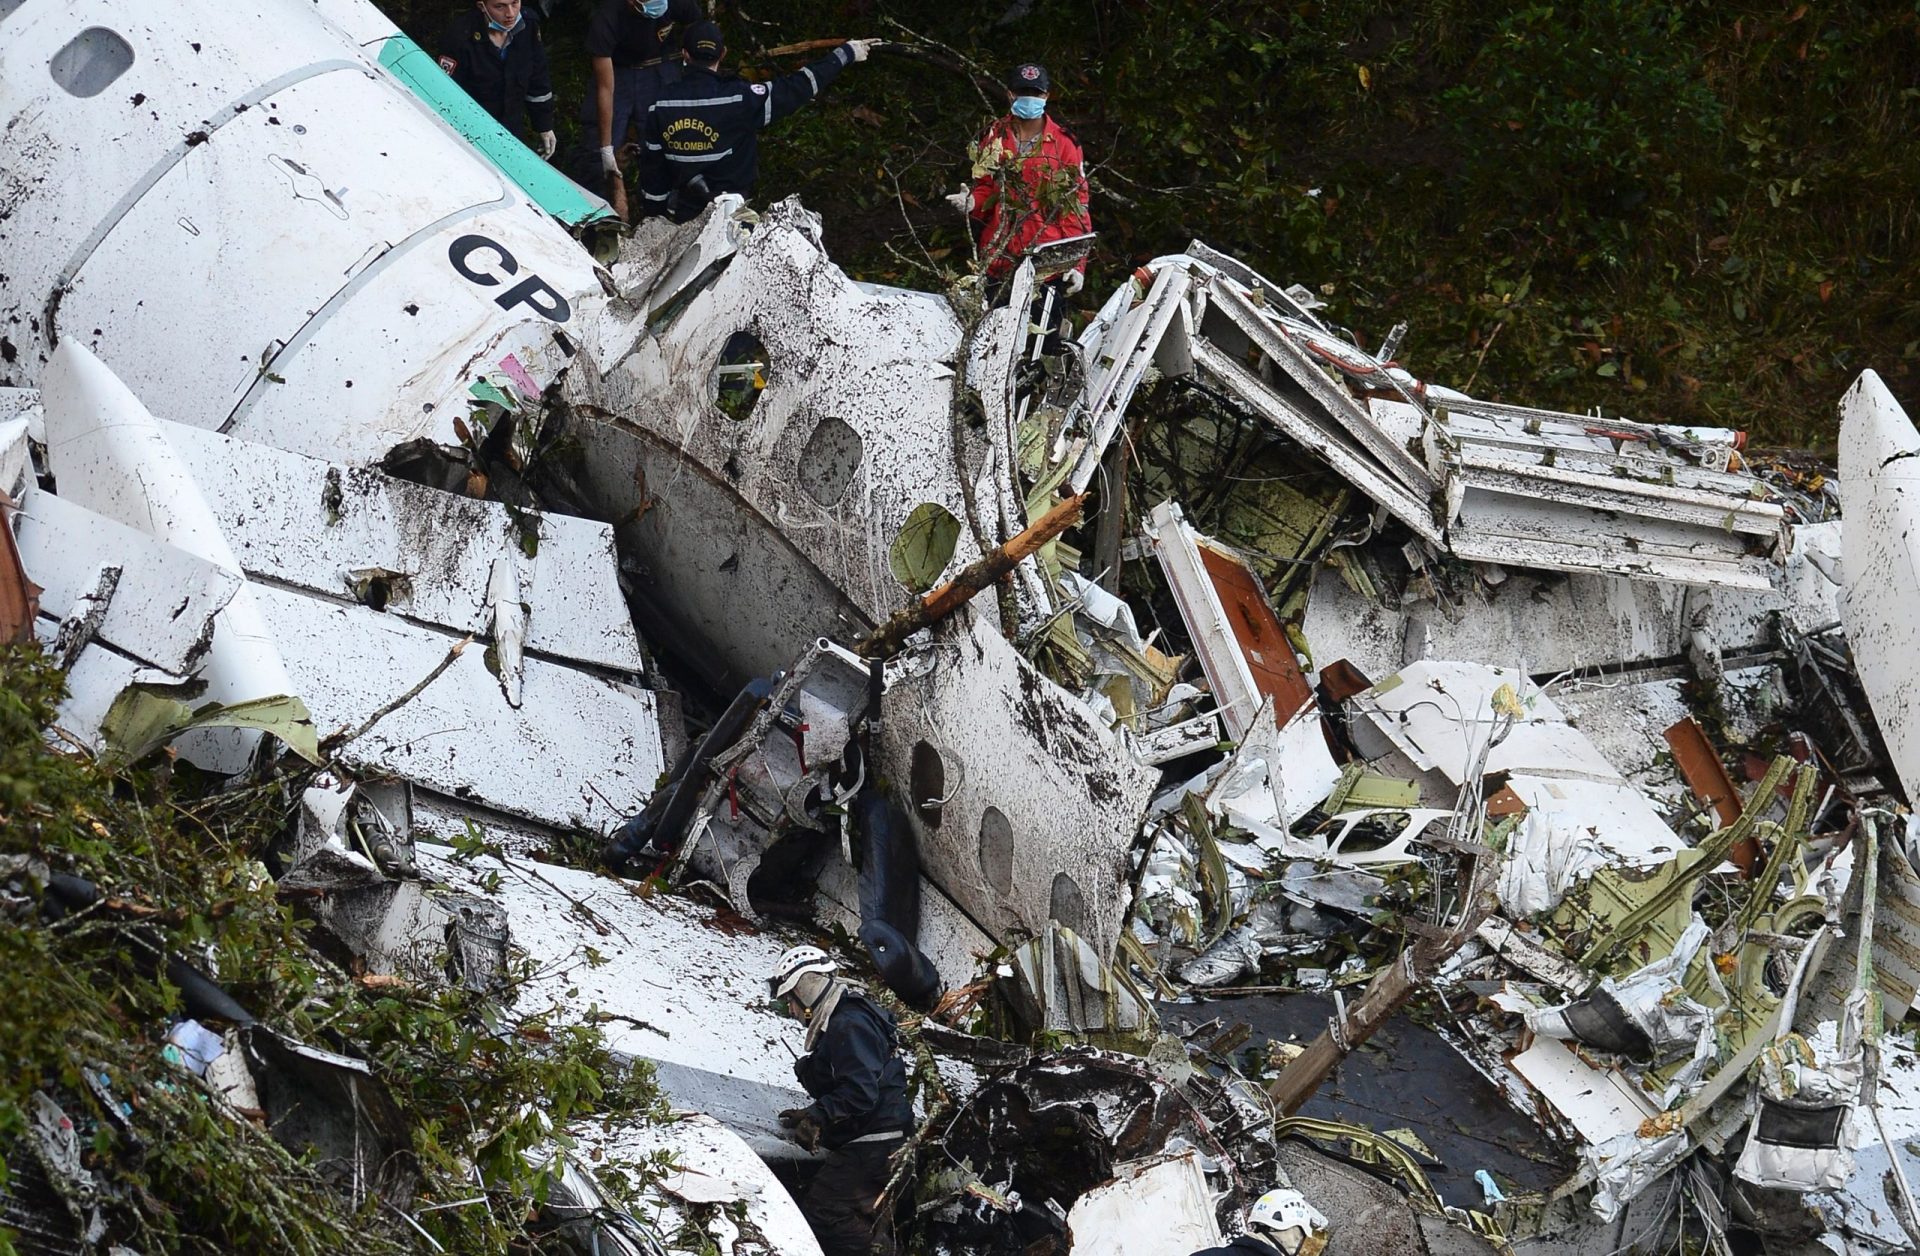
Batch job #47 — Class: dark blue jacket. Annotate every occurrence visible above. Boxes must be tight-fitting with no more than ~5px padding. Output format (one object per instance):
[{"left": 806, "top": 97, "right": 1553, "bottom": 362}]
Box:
[
  {"left": 792, "top": 990, "right": 912, "bottom": 1150},
  {"left": 436, "top": 11, "right": 555, "bottom": 138},
  {"left": 639, "top": 44, "right": 856, "bottom": 213},
  {"left": 1189, "top": 1238, "right": 1283, "bottom": 1256}
]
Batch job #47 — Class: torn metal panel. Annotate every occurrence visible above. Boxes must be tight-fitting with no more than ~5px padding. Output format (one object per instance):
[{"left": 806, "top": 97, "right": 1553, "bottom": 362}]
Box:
[
  {"left": 1839, "top": 370, "right": 1920, "bottom": 804},
  {"left": 1183, "top": 239, "right": 1332, "bottom": 331},
  {"left": 1, "top": 0, "right": 611, "bottom": 465},
  {"left": 1204, "top": 278, "right": 1435, "bottom": 495},
  {"left": 1281, "top": 807, "right": 1454, "bottom": 870},
  {"left": 157, "top": 421, "right": 646, "bottom": 674},
  {"left": 422, "top": 848, "right": 815, "bottom": 1156},
  {"left": 577, "top": 1114, "right": 824, "bottom": 1256},
  {"left": 1189, "top": 339, "right": 1444, "bottom": 545},
  {"left": 1146, "top": 501, "right": 1316, "bottom": 739},
  {"left": 41, "top": 342, "right": 297, "bottom": 770},
  {"left": 1446, "top": 492, "right": 1780, "bottom": 591},
  {"left": 1303, "top": 563, "right": 1701, "bottom": 683},
  {"left": 1509, "top": 1037, "right": 1660, "bottom": 1145},
  {"left": 1065, "top": 1151, "right": 1223, "bottom": 1255},
  {"left": 12, "top": 486, "right": 241, "bottom": 674},
  {"left": 929, "top": 1049, "right": 1276, "bottom": 1251},
  {"left": 1664, "top": 716, "right": 1744, "bottom": 829},
  {"left": 1068, "top": 263, "right": 1195, "bottom": 494},
  {"left": 1495, "top": 775, "right": 1684, "bottom": 916},
  {"left": 879, "top": 608, "right": 1159, "bottom": 961},
  {"left": 1871, "top": 840, "right": 1920, "bottom": 1022},
  {"left": 612, "top": 202, "right": 747, "bottom": 326},
  {"left": 1444, "top": 437, "right": 1782, "bottom": 535},
  {"left": 1348, "top": 661, "right": 1567, "bottom": 786},
  {"left": 252, "top": 581, "right": 663, "bottom": 831},
  {"left": 0, "top": 414, "right": 31, "bottom": 503},
  {"left": 1002, "top": 925, "right": 1157, "bottom": 1045},
  {"left": 0, "top": 493, "right": 39, "bottom": 645},
  {"left": 45, "top": 644, "right": 189, "bottom": 752},
  {"left": 1205, "top": 697, "right": 1345, "bottom": 836},
  {"left": 566, "top": 199, "right": 983, "bottom": 687}
]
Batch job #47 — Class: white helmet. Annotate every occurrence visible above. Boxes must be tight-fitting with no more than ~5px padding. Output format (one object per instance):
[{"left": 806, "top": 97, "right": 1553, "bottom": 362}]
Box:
[
  {"left": 1247, "top": 1188, "right": 1329, "bottom": 1255},
  {"left": 769, "top": 945, "right": 837, "bottom": 1002}
]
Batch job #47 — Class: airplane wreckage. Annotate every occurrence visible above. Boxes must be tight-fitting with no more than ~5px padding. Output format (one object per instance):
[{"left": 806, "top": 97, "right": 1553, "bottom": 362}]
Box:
[{"left": 4, "top": 1, "right": 1920, "bottom": 1253}]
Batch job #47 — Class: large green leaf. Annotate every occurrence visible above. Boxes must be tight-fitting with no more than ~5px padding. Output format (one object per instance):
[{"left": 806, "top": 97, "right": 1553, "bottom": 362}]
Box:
[{"left": 99, "top": 688, "right": 322, "bottom": 769}]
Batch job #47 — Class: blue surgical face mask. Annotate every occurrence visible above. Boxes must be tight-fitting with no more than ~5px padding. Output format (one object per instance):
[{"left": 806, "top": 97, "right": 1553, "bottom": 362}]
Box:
[
  {"left": 640, "top": 0, "right": 669, "bottom": 16},
  {"left": 1011, "top": 95, "right": 1046, "bottom": 120},
  {"left": 487, "top": 16, "right": 520, "bottom": 33}
]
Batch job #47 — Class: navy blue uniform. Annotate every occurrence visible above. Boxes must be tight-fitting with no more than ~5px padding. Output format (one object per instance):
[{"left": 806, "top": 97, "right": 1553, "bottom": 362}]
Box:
[
  {"left": 792, "top": 991, "right": 911, "bottom": 1256},
  {"left": 436, "top": 12, "right": 555, "bottom": 140},
  {"left": 1190, "top": 1238, "right": 1284, "bottom": 1256},
  {"left": 792, "top": 992, "right": 912, "bottom": 1148},
  {"left": 639, "top": 44, "right": 856, "bottom": 216}
]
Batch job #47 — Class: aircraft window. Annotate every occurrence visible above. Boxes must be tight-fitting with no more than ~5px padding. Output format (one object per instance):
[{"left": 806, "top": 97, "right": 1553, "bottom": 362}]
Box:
[
  {"left": 911, "top": 740, "right": 946, "bottom": 827},
  {"left": 979, "top": 806, "right": 1014, "bottom": 897},
  {"left": 1049, "top": 873, "right": 1087, "bottom": 935},
  {"left": 712, "top": 330, "right": 768, "bottom": 422},
  {"left": 888, "top": 502, "right": 960, "bottom": 593},
  {"left": 798, "top": 416, "right": 863, "bottom": 508},
  {"left": 50, "top": 28, "right": 135, "bottom": 98}
]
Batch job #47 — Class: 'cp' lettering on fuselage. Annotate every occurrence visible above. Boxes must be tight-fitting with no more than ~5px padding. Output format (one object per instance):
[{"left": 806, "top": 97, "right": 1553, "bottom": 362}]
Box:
[{"left": 447, "top": 234, "right": 572, "bottom": 323}]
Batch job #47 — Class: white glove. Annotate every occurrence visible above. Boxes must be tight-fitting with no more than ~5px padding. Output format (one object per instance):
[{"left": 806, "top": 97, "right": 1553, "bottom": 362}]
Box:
[
  {"left": 945, "top": 186, "right": 972, "bottom": 214},
  {"left": 1061, "top": 269, "right": 1084, "bottom": 296},
  {"left": 536, "top": 131, "right": 557, "bottom": 160},
  {"left": 848, "top": 38, "right": 881, "bottom": 63},
  {"left": 599, "top": 145, "right": 619, "bottom": 175}
]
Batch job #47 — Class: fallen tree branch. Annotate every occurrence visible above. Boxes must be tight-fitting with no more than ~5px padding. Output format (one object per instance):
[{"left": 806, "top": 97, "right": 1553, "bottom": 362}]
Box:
[
  {"left": 322, "top": 635, "right": 470, "bottom": 755},
  {"left": 857, "top": 494, "right": 1086, "bottom": 657}
]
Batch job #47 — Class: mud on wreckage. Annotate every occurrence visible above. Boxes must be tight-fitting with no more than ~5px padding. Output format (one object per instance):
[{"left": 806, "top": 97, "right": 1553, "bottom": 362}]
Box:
[{"left": 6, "top": 1, "right": 1920, "bottom": 1253}]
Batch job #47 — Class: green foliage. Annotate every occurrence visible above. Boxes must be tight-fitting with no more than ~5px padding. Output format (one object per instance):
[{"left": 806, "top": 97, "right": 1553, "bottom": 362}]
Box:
[
  {"left": 472, "top": 0, "right": 1912, "bottom": 448},
  {"left": 0, "top": 645, "right": 661, "bottom": 1253}
]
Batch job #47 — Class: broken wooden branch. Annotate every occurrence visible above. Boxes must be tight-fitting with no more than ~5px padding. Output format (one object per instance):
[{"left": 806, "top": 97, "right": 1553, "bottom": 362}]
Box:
[
  {"left": 323, "top": 635, "right": 470, "bottom": 755},
  {"left": 763, "top": 37, "right": 848, "bottom": 56},
  {"left": 1268, "top": 826, "right": 1500, "bottom": 1116},
  {"left": 857, "top": 493, "right": 1087, "bottom": 658}
]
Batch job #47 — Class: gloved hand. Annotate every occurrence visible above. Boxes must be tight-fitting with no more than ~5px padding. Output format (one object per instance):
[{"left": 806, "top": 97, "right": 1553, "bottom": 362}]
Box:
[
  {"left": 847, "top": 38, "right": 882, "bottom": 63},
  {"left": 945, "top": 186, "right": 973, "bottom": 215},
  {"left": 1061, "top": 268, "right": 1085, "bottom": 296},
  {"left": 536, "top": 131, "right": 557, "bottom": 160},
  {"left": 778, "top": 1107, "right": 824, "bottom": 1151},
  {"left": 599, "top": 145, "right": 619, "bottom": 175}
]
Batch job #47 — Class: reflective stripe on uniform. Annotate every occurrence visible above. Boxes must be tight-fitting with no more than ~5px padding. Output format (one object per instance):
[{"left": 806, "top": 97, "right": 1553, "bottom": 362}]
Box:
[
  {"left": 525, "top": 91, "right": 554, "bottom": 102},
  {"left": 653, "top": 95, "right": 744, "bottom": 108},
  {"left": 664, "top": 148, "right": 734, "bottom": 163},
  {"left": 801, "top": 67, "right": 818, "bottom": 95}
]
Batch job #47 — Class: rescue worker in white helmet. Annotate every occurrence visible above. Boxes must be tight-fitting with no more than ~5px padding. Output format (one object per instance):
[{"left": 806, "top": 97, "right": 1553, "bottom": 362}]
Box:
[
  {"left": 769, "top": 945, "right": 913, "bottom": 1256},
  {"left": 1188, "top": 1187, "right": 1331, "bottom": 1256}
]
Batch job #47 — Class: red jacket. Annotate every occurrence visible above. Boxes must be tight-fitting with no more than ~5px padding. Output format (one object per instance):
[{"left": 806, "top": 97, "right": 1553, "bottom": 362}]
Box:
[{"left": 967, "top": 115, "right": 1092, "bottom": 279}]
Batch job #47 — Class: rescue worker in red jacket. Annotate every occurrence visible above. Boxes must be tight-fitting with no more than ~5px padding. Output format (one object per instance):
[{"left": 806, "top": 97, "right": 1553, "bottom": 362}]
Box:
[{"left": 949, "top": 62, "right": 1092, "bottom": 300}]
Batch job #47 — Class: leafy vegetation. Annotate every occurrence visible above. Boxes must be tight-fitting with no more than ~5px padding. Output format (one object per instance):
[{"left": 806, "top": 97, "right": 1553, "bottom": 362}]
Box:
[
  {"left": 0, "top": 644, "right": 659, "bottom": 1254},
  {"left": 383, "top": 0, "right": 1918, "bottom": 447}
]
